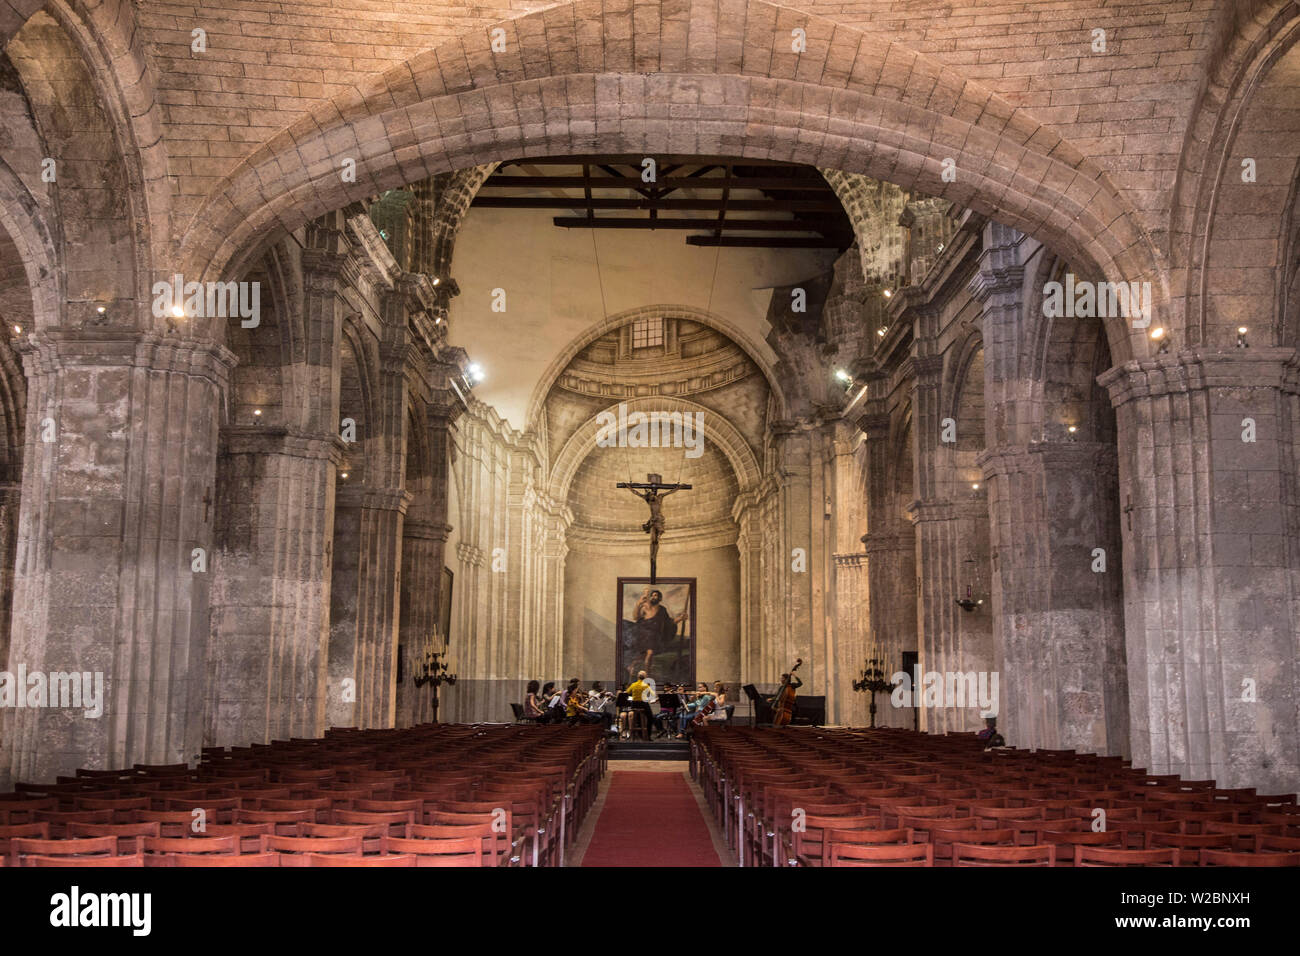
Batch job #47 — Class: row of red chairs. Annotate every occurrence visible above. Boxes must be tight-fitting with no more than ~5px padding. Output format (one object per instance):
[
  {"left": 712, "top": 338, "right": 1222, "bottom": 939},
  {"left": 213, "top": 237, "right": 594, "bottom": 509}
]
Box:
[
  {"left": 1, "top": 723, "right": 607, "bottom": 867},
  {"left": 689, "top": 726, "right": 1300, "bottom": 867}
]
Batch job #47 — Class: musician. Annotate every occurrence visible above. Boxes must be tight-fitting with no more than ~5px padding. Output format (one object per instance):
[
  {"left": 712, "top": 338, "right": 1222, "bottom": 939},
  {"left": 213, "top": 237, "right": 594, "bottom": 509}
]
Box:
[
  {"left": 711, "top": 682, "right": 728, "bottom": 722},
  {"left": 523, "top": 680, "right": 546, "bottom": 722},
  {"left": 541, "top": 682, "right": 565, "bottom": 723},
  {"left": 620, "top": 671, "right": 654, "bottom": 739},
  {"left": 768, "top": 672, "right": 801, "bottom": 708},
  {"left": 675, "top": 682, "right": 716, "bottom": 737}
]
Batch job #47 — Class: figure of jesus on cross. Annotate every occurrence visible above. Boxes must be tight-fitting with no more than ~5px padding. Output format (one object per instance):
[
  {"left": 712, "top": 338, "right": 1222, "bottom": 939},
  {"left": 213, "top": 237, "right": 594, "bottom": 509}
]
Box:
[{"left": 617, "top": 473, "right": 692, "bottom": 584}]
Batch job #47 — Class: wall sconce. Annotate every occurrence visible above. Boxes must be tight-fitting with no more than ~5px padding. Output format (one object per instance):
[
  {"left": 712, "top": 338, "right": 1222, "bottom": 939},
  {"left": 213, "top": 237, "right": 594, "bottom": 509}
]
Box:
[
  {"left": 252, "top": 408, "right": 263, "bottom": 422},
  {"left": 1236, "top": 326, "right": 1249, "bottom": 349},
  {"left": 882, "top": 289, "right": 893, "bottom": 299},
  {"left": 1066, "top": 425, "right": 1078, "bottom": 441},
  {"left": 955, "top": 557, "right": 984, "bottom": 612},
  {"left": 877, "top": 326, "right": 889, "bottom": 338},
  {"left": 1150, "top": 326, "right": 1171, "bottom": 354},
  {"left": 340, "top": 471, "right": 350, "bottom": 481}
]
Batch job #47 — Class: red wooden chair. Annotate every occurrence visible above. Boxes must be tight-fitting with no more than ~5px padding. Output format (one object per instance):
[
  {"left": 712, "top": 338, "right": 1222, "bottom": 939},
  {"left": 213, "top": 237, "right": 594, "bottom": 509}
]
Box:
[
  {"left": 1074, "top": 845, "right": 1179, "bottom": 866},
  {"left": 952, "top": 843, "right": 1055, "bottom": 867},
  {"left": 827, "top": 842, "right": 932, "bottom": 867}
]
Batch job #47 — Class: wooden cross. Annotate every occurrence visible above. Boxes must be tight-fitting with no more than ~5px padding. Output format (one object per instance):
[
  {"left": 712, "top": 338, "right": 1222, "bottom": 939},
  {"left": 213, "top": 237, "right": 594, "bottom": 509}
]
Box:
[{"left": 616, "top": 473, "right": 692, "bottom": 584}]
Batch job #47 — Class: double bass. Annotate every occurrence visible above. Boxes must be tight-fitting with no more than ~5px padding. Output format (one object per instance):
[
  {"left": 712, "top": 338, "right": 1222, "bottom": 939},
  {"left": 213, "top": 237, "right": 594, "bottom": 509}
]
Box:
[{"left": 770, "top": 658, "right": 803, "bottom": 728}]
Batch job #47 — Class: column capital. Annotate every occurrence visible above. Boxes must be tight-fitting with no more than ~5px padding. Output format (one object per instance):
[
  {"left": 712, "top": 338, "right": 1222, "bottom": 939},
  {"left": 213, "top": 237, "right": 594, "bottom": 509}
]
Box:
[
  {"left": 220, "top": 425, "right": 346, "bottom": 463},
  {"left": 860, "top": 529, "right": 911, "bottom": 553},
  {"left": 403, "top": 520, "right": 453, "bottom": 542},
  {"left": 906, "top": 497, "right": 986, "bottom": 524},
  {"left": 978, "top": 441, "right": 1117, "bottom": 476},
  {"left": 1099, "top": 348, "right": 1300, "bottom": 407},
  {"left": 17, "top": 329, "right": 237, "bottom": 386}
]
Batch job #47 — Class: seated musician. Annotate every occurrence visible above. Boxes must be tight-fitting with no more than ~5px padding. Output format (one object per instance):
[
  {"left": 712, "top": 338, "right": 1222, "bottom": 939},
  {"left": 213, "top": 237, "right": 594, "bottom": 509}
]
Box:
[
  {"left": 523, "top": 680, "right": 546, "bottom": 722},
  {"left": 710, "top": 681, "right": 728, "bottom": 721},
  {"left": 767, "top": 672, "right": 802, "bottom": 709},
  {"left": 676, "top": 682, "right": 716, "bottom": 737},
  {"left": 654, "top": 684, "right": 682, "bottom": 737}
]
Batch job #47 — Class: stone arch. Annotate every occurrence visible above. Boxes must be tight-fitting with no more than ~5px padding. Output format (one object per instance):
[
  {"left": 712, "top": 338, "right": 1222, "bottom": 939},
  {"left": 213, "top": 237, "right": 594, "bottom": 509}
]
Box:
[
  {"left": 945, "top": 330, "right": 986, "bottom": 453},
  {"left": 337, "top": 320, "right": 375, "bottom": 485},
  {"left": 1171, "top": 2, "right": 1300, "bottom": 346},
  {"left": 431, "top": 164, "right": 500, "bottom": 281},
  {"left": 7, "top": 10, "right": 148, "bottom": 325},
  {"left": 525, "top": 303, "right": 789, "bottom": 430},
  {"left": 548, "top": 395, "right": 762, "bottom": 506},
  {"left": 180, "top": 0, "right": 1164, "bottom": 364}
]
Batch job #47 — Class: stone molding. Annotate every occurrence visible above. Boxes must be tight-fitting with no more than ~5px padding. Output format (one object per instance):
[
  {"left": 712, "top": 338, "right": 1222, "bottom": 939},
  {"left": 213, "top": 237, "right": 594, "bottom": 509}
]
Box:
[
  {"left": 977, "top": 441, "right": 1118, "bottom": 477},
  {"left": 220, "top": 425, "right": 346, "bottom": 464},
  {"left": 906, "top": 497, "right": 988, "bottom": 524},
  {"left": 18, "top": 329, "right": 237, "bottom": 386},
  {"left": 403, "top": 520, "right": 453, "bottom": 542},
  {"left": 1099, "top": 348, "right": 1300, "bottom": 407}
]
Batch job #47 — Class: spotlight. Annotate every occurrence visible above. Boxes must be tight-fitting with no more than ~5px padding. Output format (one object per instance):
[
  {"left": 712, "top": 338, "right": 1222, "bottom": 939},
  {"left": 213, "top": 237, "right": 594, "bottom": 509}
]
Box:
[
  {"left": 1067, "top": 425, "right": 1078, "bottom": 441},
  {"left": 11, "top": 325, "right": 21, "bottom": 334},
  {"left": 882, "top": 289, "right": 892, "bottom": 298},
  {"left": 877, "top": 326, "right": 888, "bottom": 337},
  {"left": 937, "top": 243, "right": 945, "bottom": 253},
  {"left": 1150, "top": 327, "right": 1170, "bottom": 354},
  {"left": 467, "top": 362, "right": 485, "bottom": 383},
  {"left": 171, "top": 305, "right": 185, "bottom": 319},
  {"left": 1236, "top": 326, "right": 1249, "bottom": 349},
  {"left": 971, "top": 482, "right": 980, "bottom": 492},
  {"left": 432, "top": 278, "right": 440, "bottom": 286},
  {"left": 340, "top": 471, "right": 349, "bottom": 480},
  {"left": 96, "top": 306, "right": 106, "bottom": 315},
  {"left": 253, "top": 408, "right": 262, "bottom": 419},
  {"left": 834, "top": 369, "right": 852, "bottom": 383}
]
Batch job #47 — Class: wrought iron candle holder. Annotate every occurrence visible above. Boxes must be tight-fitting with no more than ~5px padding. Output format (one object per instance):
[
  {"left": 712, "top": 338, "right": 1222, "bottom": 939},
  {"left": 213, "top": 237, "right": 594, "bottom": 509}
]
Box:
[
  {"left": 852, "top": 653, "right": 894, "bottom": 728},
  {"left": 411, "top": 631, "right": 457, "bottom": 722}
]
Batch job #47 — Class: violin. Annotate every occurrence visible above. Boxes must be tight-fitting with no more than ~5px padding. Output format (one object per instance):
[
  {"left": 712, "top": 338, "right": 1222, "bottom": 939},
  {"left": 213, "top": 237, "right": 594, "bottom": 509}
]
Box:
[
  {"left": 691, "top": 694, "right": 717, "bottom": 727},
  {"left": 770, "top": 658, "right": 803, "bottom": 728}
]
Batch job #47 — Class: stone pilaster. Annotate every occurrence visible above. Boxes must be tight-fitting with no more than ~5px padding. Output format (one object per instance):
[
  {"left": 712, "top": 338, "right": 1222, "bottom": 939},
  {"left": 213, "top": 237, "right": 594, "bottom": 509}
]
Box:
[
  {"left": 207, "top": 426, "right": 341, "bottom": 746},
  {"left": 981, "top": 442, "right": 1129, "bottom": 755},
  {"left": 396, "top": 519, "right": 451, "bottom": 728},
  {"left": 1101, "top": 349, "right": 1300, "bottom": 792},
  {"left": 326, "top": 486, "right": 410, "bottom": 729},
  {"left": 3, "top": 330, "right": 234, "bottom": 784},
  {"left": 0, "top": 480, "right": 20, "bottom": 677}
]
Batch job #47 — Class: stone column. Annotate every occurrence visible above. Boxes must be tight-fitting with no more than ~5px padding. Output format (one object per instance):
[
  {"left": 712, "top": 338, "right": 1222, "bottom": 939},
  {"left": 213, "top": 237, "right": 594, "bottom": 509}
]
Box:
[
  {"left": 1101, "top": 349, "right": 1300, "bottom": 793},
  {"left": 857, "top": 409, "right": 918, "bottom": 729},
  {"left": 396, "top": 520, "right": 450, "bottom": 728},
  {"left": 909, "top": 352, "right": 995, "bottom": 734},
  {"left": 207, "top": 427, "right": 340, "bottom": 746},
  {"left": 980, "top": 442, "right": 1129, "bottom": 755},
  {"left": 326, "top": 486, "right": 409, "bottom": 729},
  {"left": 769, "top": 421, "right": 820, "bottom": 692},
  {"left": 0, "top": 480, "right": 20, "bottom": 675},
  {"left": 3, "top": 331, "right": 233, "bottom": 785}
]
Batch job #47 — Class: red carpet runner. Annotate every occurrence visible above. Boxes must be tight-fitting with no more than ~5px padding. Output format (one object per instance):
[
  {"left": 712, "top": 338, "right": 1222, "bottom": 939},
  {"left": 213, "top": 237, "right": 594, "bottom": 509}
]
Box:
[{"left": 580, "top": 771, "right": 724, "bottom": 867}]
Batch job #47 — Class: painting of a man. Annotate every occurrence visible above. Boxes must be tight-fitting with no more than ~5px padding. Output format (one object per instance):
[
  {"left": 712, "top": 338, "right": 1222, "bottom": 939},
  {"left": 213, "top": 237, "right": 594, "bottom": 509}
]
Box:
[{"left": 618, "top": 578, "right": 694, "bottom": 687}]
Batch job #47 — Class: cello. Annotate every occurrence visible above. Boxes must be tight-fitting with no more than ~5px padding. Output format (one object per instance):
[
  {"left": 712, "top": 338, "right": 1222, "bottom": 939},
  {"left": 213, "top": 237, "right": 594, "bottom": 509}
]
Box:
[{"left": 770, "top": 658, "right": 803, "bottom": 727}]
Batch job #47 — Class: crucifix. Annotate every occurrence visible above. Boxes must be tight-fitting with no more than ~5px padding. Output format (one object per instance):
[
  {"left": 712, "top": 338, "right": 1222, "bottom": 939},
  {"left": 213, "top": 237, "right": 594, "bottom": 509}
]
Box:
[{"left": 617, "top": 473, "right": 692, "bottom": 584}]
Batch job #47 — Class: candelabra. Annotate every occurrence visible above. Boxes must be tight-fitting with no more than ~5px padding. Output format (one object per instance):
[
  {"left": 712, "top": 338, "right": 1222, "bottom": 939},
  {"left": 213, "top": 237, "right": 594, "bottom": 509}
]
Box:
[
  {"left": 411, "top": 631, "right": 457, "bottom": 723},
  {"left": 851, "top": 648, "right": 894, "bottom": 728}
]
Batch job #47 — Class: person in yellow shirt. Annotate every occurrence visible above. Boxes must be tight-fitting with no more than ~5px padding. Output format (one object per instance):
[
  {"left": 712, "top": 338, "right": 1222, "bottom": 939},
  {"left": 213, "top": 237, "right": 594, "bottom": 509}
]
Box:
[{"left": 620, "top": 670, "right": 651, "bottom": 739}]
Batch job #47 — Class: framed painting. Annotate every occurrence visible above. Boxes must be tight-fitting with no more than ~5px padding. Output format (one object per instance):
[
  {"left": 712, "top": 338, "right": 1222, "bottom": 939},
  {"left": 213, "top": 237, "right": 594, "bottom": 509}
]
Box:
[{"left": 616, "top": 577, "right": 696, "bottom": 689}]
